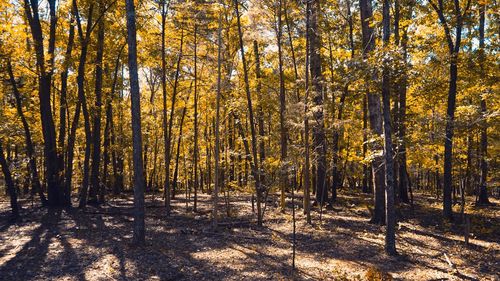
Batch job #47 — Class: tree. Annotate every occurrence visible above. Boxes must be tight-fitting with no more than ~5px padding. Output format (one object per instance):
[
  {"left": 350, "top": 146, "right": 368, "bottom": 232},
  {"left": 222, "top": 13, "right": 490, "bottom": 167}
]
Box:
[
  {"left": 24, "top": 0, "right": 61, "bottom": 206},
  {"left": 360, "top": 0, "right": 385, "bottom": 224},
  {"left": 381, "top": 0, "right": 396, "bottom": 255},
  {"left": 0, "top": 139, "right": 19, "bottom": 220},
  {"left": 477, "top": 1, "right": 489, "bottom": 205},
  {"left": 429, "top": 0, "right": 471, "bottom": 220},
  {"left": 6, "top": 60, "right": 46, "bottom": 205},
  {"left": 309, "top": 0, "right": 327, "bottom": 206},
  {"left": 125, "top": 0, "right": 146, "bottom": 245}
]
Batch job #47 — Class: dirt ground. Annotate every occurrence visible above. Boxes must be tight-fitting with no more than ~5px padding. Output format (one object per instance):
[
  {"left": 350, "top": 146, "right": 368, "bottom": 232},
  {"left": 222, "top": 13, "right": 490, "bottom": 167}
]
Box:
[{"left": 0, "top": 191, "right": 498, "bottom": 281}]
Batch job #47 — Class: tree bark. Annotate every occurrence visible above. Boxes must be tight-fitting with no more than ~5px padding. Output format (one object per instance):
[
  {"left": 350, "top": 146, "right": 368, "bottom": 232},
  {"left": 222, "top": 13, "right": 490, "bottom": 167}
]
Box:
[
  {"left": 125, "top": 0, "right": 146, "bottom": 245},
  {"left": 75, "top": 2, "right": 94, "bottom": 209},
  {"left": 0, "top": 140, "right": 19, "bottom": 219},
  {"left": 7, "top": 60, "right": 46, "bottom": 205},
  {"left": 360, "top": 0, "right": 385, "bottom": 224},
  {"left": 381, "top": 0, "right": 396, "bottom": 255},
  {"left": 309, "top": 0, "right": 327, "bottom": 206},
  {"left": 89, "top": 1, "right": 106, "bottom": 204},
  {"left": 276, "top": 0, "right": 288, "bottom": 212},
  {"left": 213, "top": 1, "right": 223, "bottom": 226},
  {"left": 24, "top": 0, "right": 61, "bottom": 206},
  {"left": 477, "top": 1, "right": 489, "bottom": 205},
  {"left": 429, "top": 0, "right": 467, "bottom": 221},
  {"left": 234, "top": 0, "right": 264, "bottom": 226}
]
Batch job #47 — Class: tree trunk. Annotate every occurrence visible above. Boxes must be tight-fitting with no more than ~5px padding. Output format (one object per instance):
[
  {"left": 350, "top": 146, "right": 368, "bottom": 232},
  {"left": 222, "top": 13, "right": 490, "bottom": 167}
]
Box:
[
  {"left": 309, "top": 0, "right": 327, "bottom": 206},
  {"left": 381, "top": 0, "right": 396, "bottom": 255},
  {"left": 125, "top": 0, "right": 146, "bottom": 245},
  {"left": 160, "top": 0, "right": 169, "bottom": 212},
  {"left": 75, "top": 2, "right": 94, "bottom": 209},
  {"left": 213, "top": 2, "right": 223, "bottom": 226},
  {"left": 0, "top": 140, "right": 19, "bottom": 219},
  {"left": 276, "top": 0, "right": 288, "bottom": 212},
  {"left": 193, "top": 23, "right": 199, "bottom": 212},
  {"left": 58, "top": 14, "right": 76, "bottom": 203},
  {"left": 7, "top": 60, "right": 46, "bottom": 205},
  {"left": 304, "top": 1, "right": 312, "bottom": 224},
  {"left": 235, "top": 0, "right": 263, "bottom": 226},
  {"left": 360, "top": 0, "right": 385, "bottom": 224},
  {"left": 477, "top": 2, "right": 489, "bottom": 205},
  {"left": 89, "top": 1, "right": 106, "bottom": 204},
  {"left": 24, "top": 0, "right": 61, "bottom": 206},
  {"left": 172, "top": 107, "right": 187, "bottom": 200}
]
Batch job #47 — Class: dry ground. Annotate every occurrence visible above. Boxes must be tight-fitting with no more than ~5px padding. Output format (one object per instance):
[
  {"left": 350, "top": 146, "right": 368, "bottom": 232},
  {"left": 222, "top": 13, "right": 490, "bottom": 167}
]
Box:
[{"left": 0, "top": 191, "right": 498, "bottom": 281}]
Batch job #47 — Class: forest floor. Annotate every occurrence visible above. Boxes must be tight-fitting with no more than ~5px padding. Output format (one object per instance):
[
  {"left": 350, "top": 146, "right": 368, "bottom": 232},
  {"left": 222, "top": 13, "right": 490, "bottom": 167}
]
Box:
[{"left": 0, "top": 190, "right": 498, "bottom": 281}]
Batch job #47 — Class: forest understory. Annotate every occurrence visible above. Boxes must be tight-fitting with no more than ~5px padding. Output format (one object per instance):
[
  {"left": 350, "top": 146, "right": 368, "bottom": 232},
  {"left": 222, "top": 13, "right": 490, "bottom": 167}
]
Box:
[{"left": 0, "top": 191, "right": 498, "bottom": 281}]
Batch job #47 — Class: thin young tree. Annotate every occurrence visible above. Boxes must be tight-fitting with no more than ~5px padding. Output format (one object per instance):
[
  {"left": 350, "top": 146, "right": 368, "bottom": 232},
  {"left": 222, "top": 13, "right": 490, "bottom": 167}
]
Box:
[
  {"left": 213, "top": 0, "right": 223, "bottom": 227},
  {"left": 381, "top": 0, "right": 396, "bottom": 255},
  {"left": 477, "top": 1, "right": 489, "bottom": 205},
  {"left": 0, "top": 139, "right": 19, "bottom": 220}
]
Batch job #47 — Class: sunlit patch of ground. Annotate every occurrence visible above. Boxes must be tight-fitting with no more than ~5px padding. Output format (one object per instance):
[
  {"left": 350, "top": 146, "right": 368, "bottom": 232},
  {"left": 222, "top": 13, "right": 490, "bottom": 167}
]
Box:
[{"left": 0, "top": 191, "right": 498, "bottom": 280}]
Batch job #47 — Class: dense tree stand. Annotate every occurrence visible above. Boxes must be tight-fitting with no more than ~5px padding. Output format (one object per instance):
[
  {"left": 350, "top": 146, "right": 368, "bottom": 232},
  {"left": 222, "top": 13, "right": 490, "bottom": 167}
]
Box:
[{"left": 0, "top": 0, "right": 497, "bottom": 279}]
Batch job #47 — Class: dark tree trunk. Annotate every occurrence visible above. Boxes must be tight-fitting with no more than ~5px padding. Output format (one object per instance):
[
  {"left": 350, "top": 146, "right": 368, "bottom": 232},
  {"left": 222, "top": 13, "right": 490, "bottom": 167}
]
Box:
[
  {"left": 24, "top": 0, "right": 61, "bottom": 206},
  {"left": 0, "top": 140, "right": 19, "bottom": 219},
  {"left": 172, "top": 107, "right": 187, "bottom": 200},
  {"left": 193, "top": 23, "right": 199, "bottom": 212},
  {"left": 430, "top": 0, "right": 467, "bottom": 221},
  {"left": 477, "top": 2, "right": 489, "bottom": 205},
  {"left": 89, "top": 2, "right": 106, "bottom": 204},
  {"left": 125, "top": 0, "right": 146, "bottom": 245},
  {"left": 304, "top": 1, "right": 312, "bottom": 224},
  {"left": 234, "top": 0, "right": 264, "bottom": 226},
  {"left": 276, "top": 0, "right": 288, "bottom": 212},
  {"left": 360, "top": 0, "right": 385, "bottom": 224},
  {"left": 381, "top": 0, "right": 396, "bottom": 255},
  {"left": 74, "top": 2, "right": 94, "bottom": 209},
  {"left": 213, "top": 4, "right": 222, "bottom": 225},
  {"left": 58, "top": 14, "right": 76, "bottom": 202},
  {"left": 254, "top": 40, "right": 267, "bottom": 208},
  {"left": 395, "top": 0, "right": 411, "bottom": 204},
  {"left": 309, "top": 0, "right": 327, "bottom": 205},
  {"left": 165, "top": 30, "right": 184, "bottom": 215},
  {"left": 160, "top": 0, "right": 169, "bottom": 212},
  {"left": 7, "top": 60, "right": 46, "bottom": 205}
]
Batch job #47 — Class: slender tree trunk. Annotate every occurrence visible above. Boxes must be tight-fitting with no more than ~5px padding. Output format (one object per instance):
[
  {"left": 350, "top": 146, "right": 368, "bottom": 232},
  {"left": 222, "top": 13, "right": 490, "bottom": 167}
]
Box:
[
  {"left": 254, "top": 40, "right": 267, "bottom": 211},
  {"left": 172, "top": 107, "right": 187, "bottom": 200},
  {"left": 0, "top": 140, "right": 19, "bottom": 219},
  {"left": 234, "top": 0, "right": 263, "bottom": 226},
  {"left": 381, "top": 0, "right": 396, "bottom": 255},
  {"left": 193, "top": 23, "right": 199, "bottom": 212},
  {"left": 125, "top": 0, "right": 146, "bottom": 245},
  {"left": 360, "top": 0, "right": 385, "bottom": 224},
  {"left": 58, "top": 14, "right": 76, "bottom": 203},
  {"left": 276, "top": 0, "right": 288, "bottom": 212},
  {"left": 24, "top": 0, "right": 61, "bottom": 206},
  {"left": 160, "top": 0, "right": 169, "bottom": 212},
  {"left": 477, "top": 2, "right": 489, "bottom": 205},
  {"left": 309, "top": 0, "right": 327, "bottom": 206},
  {"left": 303, "top": 1, "right": 312, "bottom": 224},
  {"left": 75, "top": 2, "right": 94, "bottom": 209},
  {"left": 89, "top": 1, "right": 106, "bottom": 204},
  {"left": 430, "top": 0, "right": 467, "bottom": 221},
  {"left": 7, "top": 60, "right": 46, "bottom": 205},
  {"left": 165, "top": 31, "right": 184, "bottom": 214},
  {"left": 213, "top": 2, "right": 223, "bottom": 226},
  {"left": 283, "top": 0, "right": 300, "bottom": 102}
]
